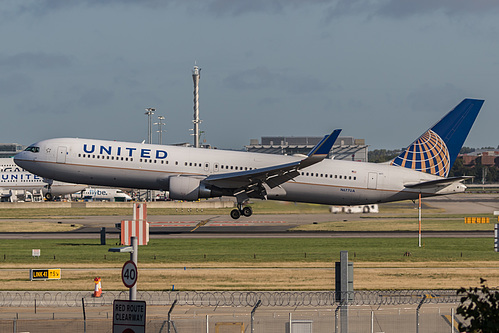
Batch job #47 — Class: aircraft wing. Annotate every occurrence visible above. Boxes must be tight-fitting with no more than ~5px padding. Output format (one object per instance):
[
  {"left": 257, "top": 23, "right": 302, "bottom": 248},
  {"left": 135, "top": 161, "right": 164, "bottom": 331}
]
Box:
[
  {"left": 203, "top": 129, "right": 341, "bottom": 190},
  {"left": 404, "top": 176, "right": 473, "bottom": 189}
]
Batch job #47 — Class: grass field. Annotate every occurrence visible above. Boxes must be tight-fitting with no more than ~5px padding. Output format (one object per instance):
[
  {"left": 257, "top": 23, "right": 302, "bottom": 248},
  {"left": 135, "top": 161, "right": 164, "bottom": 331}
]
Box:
[
  {"left": 0, "top": 238, "right": 496, "bottom": 264},
  {"left": 0, "top": 237, "right": 498, "bottom": 291},
  {"left": 0, "top": 199, "right": 498, "bottom": 290}
]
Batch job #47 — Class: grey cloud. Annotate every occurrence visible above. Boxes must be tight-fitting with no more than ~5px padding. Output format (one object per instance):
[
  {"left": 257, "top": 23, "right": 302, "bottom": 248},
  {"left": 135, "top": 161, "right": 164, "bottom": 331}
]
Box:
[
  {"left": 326, "top": 0, "right": 499, "bottom": 20},
  {"left": 406, "top": 83, "right": 466, "bottom": 114},
  {"left": 224, "top": 67, "right": 275, "bottom": 90},
  {"left": 224, "top": 66, "right": 329, "bottom": 94},
  {"left": 11, "top": 0, "right": 499, "bottom": 18},
  {"left": 77, "top": 89, "right": 114, "bottom": 108},
  {"left": 0, "top": 52, "right": 72, "bottom": 70},
  {"left": 0, "top": 73, "right": 33, "bottom": 95},
  {"left": 279, "top": 75, "right": 328, "bottom": 95}
]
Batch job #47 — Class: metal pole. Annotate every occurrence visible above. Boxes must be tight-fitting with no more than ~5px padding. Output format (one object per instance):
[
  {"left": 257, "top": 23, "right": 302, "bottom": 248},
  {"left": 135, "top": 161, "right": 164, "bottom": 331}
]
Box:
[
  {"left": 130, "top": 236, "right": 138, "bottom": 301},
  {"left": 206, "top": 314, "right": 209, "bottom": 333},
  {"left": 451, "top": 308, "right": 454, "bottom": 333},
  {"left": 418, "top": 193, "right": 422, "bottom": 247},
  {"left": 82, "top": 298, "right": 86, "bottom": 333},
  {"left": 156, "top": 116, "right": 165, "bottom": 145},
  {"left": 340, "top": 251, "right": 349, "bottom": 333},
  {"left": 371, "top": 311, "right": 374, "bottom": 333},
  {"left": 251, "top": 300, "right": 261, "bottom": 333},
  {"left": 144, "top": 108, "right": 155, "bottom": 201},
  {"left": 416, "top": 295, "right": 427, "bottom": 333},
  {"left": 168, "top": 300, "right": 177, "bottom": 333},
  {"left": 335, "top": 305, "right": 339, "bottom": 333},
  {"left": 289, "top": 312, "right": 292, "bottom": 333}
]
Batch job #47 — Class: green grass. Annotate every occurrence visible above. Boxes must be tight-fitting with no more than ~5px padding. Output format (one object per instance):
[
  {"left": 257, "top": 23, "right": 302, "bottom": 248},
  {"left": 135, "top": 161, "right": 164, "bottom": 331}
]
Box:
[
  {"left": 293, "top": 216, "right": 495, "bottom": 232},
  {"left": 0, "top": 238, "right": 496, "bottom": 265}
]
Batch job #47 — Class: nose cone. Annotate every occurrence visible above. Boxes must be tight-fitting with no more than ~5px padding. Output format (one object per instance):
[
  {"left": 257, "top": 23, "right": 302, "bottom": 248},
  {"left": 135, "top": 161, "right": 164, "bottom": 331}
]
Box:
[
  {"left": 13, "top": 151, "right": 27, "bottom": 168},
  {"left": 13, "top": 144, "right": 39, "bottom": 171}
]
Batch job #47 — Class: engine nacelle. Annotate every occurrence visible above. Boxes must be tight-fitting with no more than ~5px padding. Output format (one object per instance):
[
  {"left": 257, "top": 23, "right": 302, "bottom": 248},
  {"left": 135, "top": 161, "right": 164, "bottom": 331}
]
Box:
[{"left": 169, "top": 176, "right": 218, "bottom": 201}]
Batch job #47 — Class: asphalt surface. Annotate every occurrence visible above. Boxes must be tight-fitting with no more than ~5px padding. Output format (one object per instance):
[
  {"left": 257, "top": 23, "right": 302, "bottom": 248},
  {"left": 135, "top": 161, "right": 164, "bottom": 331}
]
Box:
[{"left": 0, "top": 193, "right": 497, "bottom": 239}]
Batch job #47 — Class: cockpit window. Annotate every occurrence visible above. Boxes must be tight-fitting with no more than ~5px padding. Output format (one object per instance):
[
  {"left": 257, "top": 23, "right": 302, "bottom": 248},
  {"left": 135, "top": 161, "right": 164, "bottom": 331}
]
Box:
[{"left": 25, "top": 146, "right": 40, "bottom": 153}]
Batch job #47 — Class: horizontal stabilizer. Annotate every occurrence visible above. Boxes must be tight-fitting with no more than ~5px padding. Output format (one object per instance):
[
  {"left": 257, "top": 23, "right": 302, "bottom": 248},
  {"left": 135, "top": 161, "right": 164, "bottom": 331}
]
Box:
[{"left": 404, "top": 176, "right": 473, "bottom": 189}]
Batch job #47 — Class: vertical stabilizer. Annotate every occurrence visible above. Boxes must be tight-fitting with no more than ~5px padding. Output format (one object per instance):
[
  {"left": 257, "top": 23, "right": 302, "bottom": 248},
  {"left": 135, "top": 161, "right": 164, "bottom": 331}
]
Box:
[{"left": 391, "top": 98, "right": 484, "bottom": 177}]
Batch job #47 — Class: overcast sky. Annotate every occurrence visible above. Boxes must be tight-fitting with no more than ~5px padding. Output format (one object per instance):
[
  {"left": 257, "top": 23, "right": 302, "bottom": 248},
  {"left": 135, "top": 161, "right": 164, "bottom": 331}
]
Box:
[{"left": 1, "top": 0, "right": 498, "bottom": 150}]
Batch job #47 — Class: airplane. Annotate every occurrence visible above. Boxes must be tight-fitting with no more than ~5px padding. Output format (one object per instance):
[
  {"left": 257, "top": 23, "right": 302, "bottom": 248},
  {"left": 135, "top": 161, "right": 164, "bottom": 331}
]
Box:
[
  {"left": 14, "top": 98, "right": 484, "bottom": 218},
  {"left": 78, "top": 187, "right": 132, "bottom": 202},
  {"left": 0, "top": 158, "right": 24, "bottom": 172},
  {"left": 0, "top": 171, "right": 87, "bottom": 202}
]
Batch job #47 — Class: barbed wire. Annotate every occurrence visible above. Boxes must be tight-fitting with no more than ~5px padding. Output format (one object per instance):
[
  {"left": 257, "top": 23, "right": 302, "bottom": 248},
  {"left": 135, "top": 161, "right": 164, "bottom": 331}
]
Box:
[{"left": 0, "top": 290, "right": 461, "bottom": 308}]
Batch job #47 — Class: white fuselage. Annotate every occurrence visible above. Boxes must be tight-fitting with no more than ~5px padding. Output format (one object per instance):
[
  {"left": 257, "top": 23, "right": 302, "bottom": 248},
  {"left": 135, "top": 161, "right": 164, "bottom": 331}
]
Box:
[
  {"left": 14, "top": 138, "right": 467, "bottom": 205},
  {"left": 0, "top": 170, "right": 86, "bottom": 200},
  {"left": 80, "top": 187, "right": 132, "bottom": 201}
]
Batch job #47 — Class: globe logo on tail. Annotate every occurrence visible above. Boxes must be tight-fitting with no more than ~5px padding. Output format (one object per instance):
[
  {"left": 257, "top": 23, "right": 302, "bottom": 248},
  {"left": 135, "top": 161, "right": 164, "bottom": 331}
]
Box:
[{"left": 391, "top": 129, "right": 451, "bottom": 177}]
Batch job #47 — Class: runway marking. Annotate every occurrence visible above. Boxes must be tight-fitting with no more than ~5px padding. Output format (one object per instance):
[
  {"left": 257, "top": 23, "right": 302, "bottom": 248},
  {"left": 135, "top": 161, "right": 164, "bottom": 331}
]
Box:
[
  {"left": 149, "top": 221, "right": 286, "bottom": 226},
  {"left": 147, "top": 220, "right": 288, "bottom": 230},
  {"left": 190, "top": 217, "right": 215, "bottom": 232}
]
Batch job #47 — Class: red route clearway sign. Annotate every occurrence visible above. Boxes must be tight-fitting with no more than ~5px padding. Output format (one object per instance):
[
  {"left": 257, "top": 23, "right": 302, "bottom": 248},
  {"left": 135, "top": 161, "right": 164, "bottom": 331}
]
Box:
[{"left": 113, "top": 299, "right": 146, "bottom": 333}]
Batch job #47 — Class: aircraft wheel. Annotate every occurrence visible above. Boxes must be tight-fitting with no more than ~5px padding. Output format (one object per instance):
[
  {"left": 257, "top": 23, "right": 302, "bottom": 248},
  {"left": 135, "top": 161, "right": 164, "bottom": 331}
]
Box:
[
  {"left": 230, "top": 209, "right": 241, "bottom": 220},
  {"left": 45, "top": 193, "right": 53, "bottom": 201},
  {"left": 241, "top": 206, "right": 253, "bottom": 217}
]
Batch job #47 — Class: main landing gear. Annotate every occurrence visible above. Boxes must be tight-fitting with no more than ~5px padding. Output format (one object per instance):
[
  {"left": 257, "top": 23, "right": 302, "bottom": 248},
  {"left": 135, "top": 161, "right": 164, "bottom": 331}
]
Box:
[{"left": 230, "top": 204, "right": 253, "bottom": 220}]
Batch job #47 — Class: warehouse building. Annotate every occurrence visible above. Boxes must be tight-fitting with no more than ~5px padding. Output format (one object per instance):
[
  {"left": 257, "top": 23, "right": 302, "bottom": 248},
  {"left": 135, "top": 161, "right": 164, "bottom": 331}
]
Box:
[{"left": 245, "top": 136, "right": 368, "bottom": 162}]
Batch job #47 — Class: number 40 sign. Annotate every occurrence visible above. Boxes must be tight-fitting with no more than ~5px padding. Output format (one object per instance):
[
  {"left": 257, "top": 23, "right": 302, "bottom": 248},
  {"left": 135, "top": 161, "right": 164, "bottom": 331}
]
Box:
[{"left": 121, "top": 260, "right": 138, "bottom": 288}]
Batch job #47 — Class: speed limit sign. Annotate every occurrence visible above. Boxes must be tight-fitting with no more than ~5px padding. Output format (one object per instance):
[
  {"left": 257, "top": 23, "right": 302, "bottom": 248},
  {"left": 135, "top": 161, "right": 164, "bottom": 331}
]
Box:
[{"left": 122, "top": 260, "right": 138, "bottom": 288}]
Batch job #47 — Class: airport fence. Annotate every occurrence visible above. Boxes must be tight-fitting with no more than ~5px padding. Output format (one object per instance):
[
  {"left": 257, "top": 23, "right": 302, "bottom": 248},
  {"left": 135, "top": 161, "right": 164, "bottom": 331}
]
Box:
[
  {"left": 0, "top": 289, "right": 461, "bottom": 307},
  {"left": 0, "top": 290, "right": 466, "bottom": 332},
  {"left": 0, "top": 307, "right": 463, "bottom": 333}
]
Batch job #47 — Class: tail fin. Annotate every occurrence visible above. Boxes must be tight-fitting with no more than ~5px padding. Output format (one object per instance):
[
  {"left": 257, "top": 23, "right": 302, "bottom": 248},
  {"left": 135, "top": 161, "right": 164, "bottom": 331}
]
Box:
[{"left": 390, "top": 98, "right": 484, "bottom": 177}]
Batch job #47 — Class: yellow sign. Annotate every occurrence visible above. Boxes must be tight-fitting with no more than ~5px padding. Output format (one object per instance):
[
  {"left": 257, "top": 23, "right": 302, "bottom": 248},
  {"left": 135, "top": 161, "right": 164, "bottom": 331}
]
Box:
[{"left": 30, "top": 269, "right": 61, "bottom": 281}]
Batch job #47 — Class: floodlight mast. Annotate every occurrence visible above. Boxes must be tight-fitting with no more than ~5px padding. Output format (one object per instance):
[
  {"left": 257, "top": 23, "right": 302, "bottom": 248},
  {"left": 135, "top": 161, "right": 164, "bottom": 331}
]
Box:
[
  {"left": 145, "top": 108, "right": 156, "bottom": 145},
  {"left": 155, "top": 115, "right": 166, "bottom": 145}
]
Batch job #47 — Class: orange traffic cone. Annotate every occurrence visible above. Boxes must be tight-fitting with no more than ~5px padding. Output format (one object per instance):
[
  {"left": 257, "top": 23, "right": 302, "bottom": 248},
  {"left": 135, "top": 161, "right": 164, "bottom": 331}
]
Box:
[{"left": 93, "top": 277, "right": 102, "bottom": 297}]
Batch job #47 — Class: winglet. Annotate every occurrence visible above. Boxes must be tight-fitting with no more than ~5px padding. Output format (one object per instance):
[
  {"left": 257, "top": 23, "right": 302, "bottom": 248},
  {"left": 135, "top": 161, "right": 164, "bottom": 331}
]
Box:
[
  {"left": 307, "top": 129, "right": 342, "bottom": 157},
  {"left": 300, "top": 129, "right": 341, "bottom": 169}
]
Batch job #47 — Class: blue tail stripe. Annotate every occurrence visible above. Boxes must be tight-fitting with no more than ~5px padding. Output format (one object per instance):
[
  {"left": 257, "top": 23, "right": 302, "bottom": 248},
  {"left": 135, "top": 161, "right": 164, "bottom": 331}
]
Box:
[
  {"left": 391, "top": 98, "right": 484, "bottom": 177},
  {"left": 430, "top": 99, "right": 484, "bottom": 169}
]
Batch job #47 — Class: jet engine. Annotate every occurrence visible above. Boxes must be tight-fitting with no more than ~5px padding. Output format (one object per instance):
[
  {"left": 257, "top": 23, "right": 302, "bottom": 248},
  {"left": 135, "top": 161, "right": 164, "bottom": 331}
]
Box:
[{"left": 168, "top": 176, "right": 222, "bottom": 201}]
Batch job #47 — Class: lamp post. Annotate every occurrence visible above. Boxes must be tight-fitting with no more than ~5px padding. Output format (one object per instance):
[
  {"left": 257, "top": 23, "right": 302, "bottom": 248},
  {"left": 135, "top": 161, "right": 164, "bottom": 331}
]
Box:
[
  {"left": 144, "top": 108, "right": 155, "bottom": 201},
  {"left": 155, "top": 116, "right": 166, "bottom": 145},
  {"left": 144, "top": 108, "right": 156, "bottom": 144}
]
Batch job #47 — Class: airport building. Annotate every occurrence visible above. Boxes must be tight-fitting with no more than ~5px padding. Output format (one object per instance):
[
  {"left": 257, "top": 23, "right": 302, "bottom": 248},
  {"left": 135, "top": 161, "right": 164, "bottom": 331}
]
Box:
[
  {"left": 245, "top": 136, "right": 368, "bottom": 162},
  {"left": 0, "top": 143, "right": 25, "bottom": 158},
  {"left": 461, "top": 149, "right": 499, "bottom": 167}
]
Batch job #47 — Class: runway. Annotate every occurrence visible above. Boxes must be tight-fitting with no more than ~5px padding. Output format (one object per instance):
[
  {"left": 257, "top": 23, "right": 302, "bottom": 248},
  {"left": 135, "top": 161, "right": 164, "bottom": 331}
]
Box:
[{"left": 0, "top": 193, "right": 497, "bottom": 239}]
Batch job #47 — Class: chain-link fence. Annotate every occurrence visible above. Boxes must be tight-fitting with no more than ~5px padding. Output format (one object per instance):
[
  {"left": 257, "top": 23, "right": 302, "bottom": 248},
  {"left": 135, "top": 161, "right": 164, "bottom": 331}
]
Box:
[
  {"left": 0, "top": 290, "right": 466, "bottom": 332},
  {"left": 0, "top": 304, "right": 462, "bottom": 333}
]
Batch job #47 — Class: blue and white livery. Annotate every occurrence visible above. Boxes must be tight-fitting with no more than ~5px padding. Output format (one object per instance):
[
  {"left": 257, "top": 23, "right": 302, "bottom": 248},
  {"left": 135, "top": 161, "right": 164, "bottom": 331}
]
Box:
[{"left": 14, "top": 99, "right": 484, "bottom": 218}]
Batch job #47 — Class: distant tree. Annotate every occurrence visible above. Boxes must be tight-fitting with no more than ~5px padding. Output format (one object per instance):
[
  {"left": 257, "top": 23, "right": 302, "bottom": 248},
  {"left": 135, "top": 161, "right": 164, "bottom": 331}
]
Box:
[
  {"left": 460, "top": 146, "right": 476, "bottom": 154},
  {"left": 368, "top": 149, "right": 400, "bottom": 163},
  {"left": 456, "top": 278, "right": 499, "bottom": 332}
]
